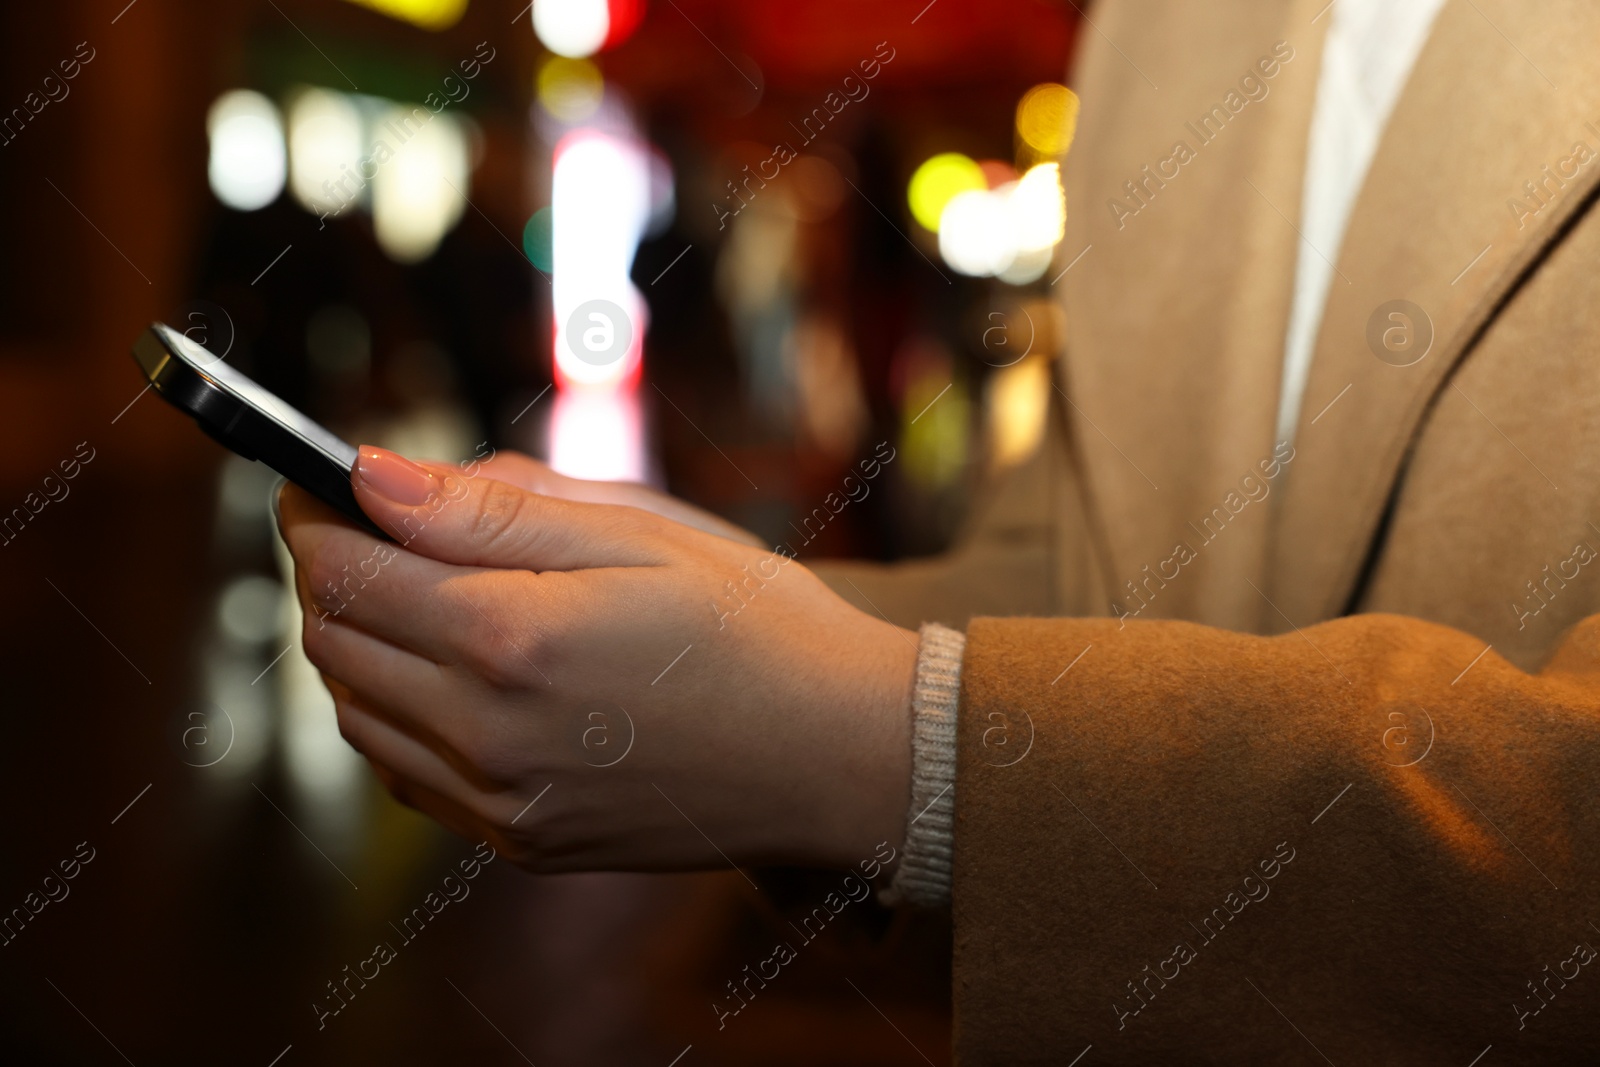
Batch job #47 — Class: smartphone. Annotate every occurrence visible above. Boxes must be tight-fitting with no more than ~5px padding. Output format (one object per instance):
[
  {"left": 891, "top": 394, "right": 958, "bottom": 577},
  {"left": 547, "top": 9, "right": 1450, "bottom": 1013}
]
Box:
[{"left": 132, "top": 322, "right": 386, "bottom": 537}]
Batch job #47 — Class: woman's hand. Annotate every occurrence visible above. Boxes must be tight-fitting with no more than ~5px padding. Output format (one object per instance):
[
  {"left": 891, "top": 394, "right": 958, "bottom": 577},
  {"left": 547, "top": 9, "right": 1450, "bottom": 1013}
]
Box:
[
  {"left": 276, "top": 446, "right": 918, "bottom": 873},
  {"left": 471, "top": 449, "right": 766, "bottom": 548}
]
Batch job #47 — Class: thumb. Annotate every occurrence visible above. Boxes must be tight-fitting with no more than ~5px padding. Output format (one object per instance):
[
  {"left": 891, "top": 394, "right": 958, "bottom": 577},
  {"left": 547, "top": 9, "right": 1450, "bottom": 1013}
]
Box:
[{"left": 351, "top": 445, "right": 668, "bottom": 571}]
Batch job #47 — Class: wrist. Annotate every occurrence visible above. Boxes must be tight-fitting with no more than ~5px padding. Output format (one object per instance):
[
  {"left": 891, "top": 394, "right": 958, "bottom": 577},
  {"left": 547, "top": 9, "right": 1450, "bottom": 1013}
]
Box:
[{"left": 802, "top": 621, "right": 920, "bottom": 871}]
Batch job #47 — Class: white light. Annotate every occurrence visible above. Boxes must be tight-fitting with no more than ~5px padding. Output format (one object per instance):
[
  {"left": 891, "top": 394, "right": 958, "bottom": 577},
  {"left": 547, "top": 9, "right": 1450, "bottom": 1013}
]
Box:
[
  {"left": 217, "top": 574, "right": 285, "bottom": 645},
  {"left": 997, "top": 245, "right": 1053, "bottom": 285},
  {"left": 206, "top": 90, "right": 286, "bottom": 211},
  {"left": 533, "top": 0, "right": 611, "bottom": 58},
  {"left": 1011, "top": 163, "right": 1066, "bottom": 252},
  {"left": 371, "top": 107, "right": 468, "bottom": 263},
  {"left": 938, "top": 189, "right": 1015, "bottom": 278},
  {"left": 936, "top": 163, "right": 1066, "bottom": 282},
  {"left": 548, "top": 388, "right": 646, "bottom": 481},
  {"left": 286, "top": 88, "right": 364, "bottom": 216},
  {"left": 551, "top": 130, "right": 651, "bottom": 387}
]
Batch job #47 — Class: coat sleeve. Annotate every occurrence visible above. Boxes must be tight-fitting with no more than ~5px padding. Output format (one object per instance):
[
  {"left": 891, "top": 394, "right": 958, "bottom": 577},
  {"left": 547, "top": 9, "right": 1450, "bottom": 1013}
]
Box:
[{"left": 952, "top": 611, "right": 1600, "bottom": 1064}]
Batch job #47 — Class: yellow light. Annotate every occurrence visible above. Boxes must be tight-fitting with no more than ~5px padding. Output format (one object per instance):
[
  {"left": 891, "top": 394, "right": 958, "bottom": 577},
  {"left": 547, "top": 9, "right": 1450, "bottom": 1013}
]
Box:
[
  {"left": 537, "top": 56, "right": 604, "bottom": 123},
  {"left": 986, "top": 353, "right": 1051, "bottom": 469},
  {"left": 371, "top": 107, "right": 470, "bottom": 263},
  {"left": 341, "top": 0, "right": 468, "bottom": 31},
  {"left": 907, "top": 152, "right": 986, "bottom": 232},
  {"left": 1015, "top": 83, "right": 1079, "bottom": 158},
  {"left": 286, "top": 87, "right": 363, "bottom": 216}
]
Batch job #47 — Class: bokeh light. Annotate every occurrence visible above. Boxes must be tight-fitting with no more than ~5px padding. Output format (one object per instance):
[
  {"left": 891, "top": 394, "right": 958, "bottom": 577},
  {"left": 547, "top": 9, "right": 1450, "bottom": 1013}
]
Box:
[
  {"left": 523, "top": 206, "right": 555, "bottom": 272},
  {"left": 1010, "top": 162, "right": 1066, "bottom": 250},
  {"left": 907, "top": 152, "right": 986, "bottom": 232},
  {"left": 978, "top": 159, "right": 1018, "bottom": 189},
  {"left": 286, "top": 87, "right": 363, "bottom": 215},
  {"left": 370, "top": 108, "right": 469, "bottom": 263},
  {"left": 533, "top": 0, "right": 611, "bottom": 58},
  {"left": 600, "top": 0, "right": 645, "bottom": 49},
  {"left": 938, "top": 188, "right": 1012, "bottom": 277},
  {"left": 551, "top": 130, "right": 650, "bottom": 388},
  {"left": 937, "top": 162, "right": 1065, "bottom": 282},
  {"left": 899, "top": 362, "right": 971, "bottom": 490},
  {"left": 548, "top": 388, "right": 646, "bottom": 481},
  {"left": 341, "top": 0, "right": 468, "bottom": 30},
  {"left": 206, "top": 90, "right": 287, "bottom": 211},
  {"left": 1015, "top": 82, "right": 1080, "bottom": 157},
  {"left": 986, "top": 351, "right": 1051, "bottom": 467},
  {"left": 537, "top": 55, "right": 605, "bottom": 123}
]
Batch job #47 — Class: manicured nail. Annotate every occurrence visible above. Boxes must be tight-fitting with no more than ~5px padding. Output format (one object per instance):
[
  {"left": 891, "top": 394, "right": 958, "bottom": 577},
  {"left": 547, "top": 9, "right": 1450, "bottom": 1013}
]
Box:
[{"left": 355, "top": 445, "right": 436, "bottom": 505}]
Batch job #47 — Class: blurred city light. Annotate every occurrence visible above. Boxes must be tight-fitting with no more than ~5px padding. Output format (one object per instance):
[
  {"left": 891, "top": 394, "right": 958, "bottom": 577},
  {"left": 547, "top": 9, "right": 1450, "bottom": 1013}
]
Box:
[
  {"left": 601, "top": 0, "right": 646, "bottom": 48},
  {"left": 998, "top": 161, "right": 1066, "bottom": 283},
  {"left": 1015, "top": 82, "right": 1079, "bottom": 158},
  {"left": 938, "top": 188, "right": 1012, "bottom": 277},
  {"left": 537, "top": 55, "right": 605, "bottom": 123},
  {"left": 550, "top": 129, "right": 651, "bottom": 388},
  {"left": 1010, "top": 162, "right": 1066, "bottom": 249},
  {"left": 523, "top": 205, "right": 555, "bottom": 271},
  {"left": 985, "top": 352, "right": 1051, "bottom": 467},
  {"left": 532, "top": 0, "right": 611, "bottom": 57},
  {"left": 371, "top": 107, "right": 468, "bottom": 263},
  {"left": 936, "top": 162, "right": 1065, "bottom": 282},
  {"left": 286, "top": 87, "right": 364, "bottom": 215},
  {"left": 531, "top": 0, "right": 645, "bottom": 56},
  {"left": 342, "top": 0, "right": 469, "bottom": 30},
  {"left": 896, "top": 345, "right": 971, "bottom": 490},
  {"left": 217, "top": 574, "right": 285, "bottom": 646},
  {"left": 284, "top": 88, "right": 472, "bottom": 263},
  {"left": 978, "top": 159, "right": 1018, "bottom": 189},
  {"left": 907, "top": 151, "right": 986, "bottom": 232},
  {"left": 548, "top": 388, "right": 647, "bottom": 481},
  {"left": 206, "top": 90, "right": 287, "bottom": 211}
]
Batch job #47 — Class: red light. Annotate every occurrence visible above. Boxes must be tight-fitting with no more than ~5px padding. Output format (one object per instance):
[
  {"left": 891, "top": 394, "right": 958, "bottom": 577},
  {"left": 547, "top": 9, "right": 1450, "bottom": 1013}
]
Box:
[{"left": 603, "top": 0, "right": 645, "bottom": 49}]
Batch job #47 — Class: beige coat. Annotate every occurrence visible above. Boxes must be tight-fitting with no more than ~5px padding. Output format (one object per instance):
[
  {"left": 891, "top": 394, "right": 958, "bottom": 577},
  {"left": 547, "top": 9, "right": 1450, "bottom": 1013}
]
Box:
[{"left": 820, "top": 0, "right": 1600, "bottom": 1060}]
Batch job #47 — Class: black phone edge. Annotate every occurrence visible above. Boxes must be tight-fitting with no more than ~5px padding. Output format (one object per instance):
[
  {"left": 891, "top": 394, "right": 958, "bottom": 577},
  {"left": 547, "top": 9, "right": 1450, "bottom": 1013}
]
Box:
[{"left": 132, "top": 325, "right": 390, "bottom": 539}]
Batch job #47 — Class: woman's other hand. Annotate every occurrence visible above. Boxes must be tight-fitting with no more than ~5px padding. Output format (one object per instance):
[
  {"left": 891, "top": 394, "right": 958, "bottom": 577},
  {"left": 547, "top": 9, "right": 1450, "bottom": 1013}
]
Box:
[{"left": 275, "top": 446, "right": 918, "bottom": 874}]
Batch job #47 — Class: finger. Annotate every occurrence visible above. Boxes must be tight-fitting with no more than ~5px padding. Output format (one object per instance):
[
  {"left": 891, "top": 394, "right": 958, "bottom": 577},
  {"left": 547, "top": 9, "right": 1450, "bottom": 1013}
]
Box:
[
  {"left": 301, "top": 615, "right": 453, "bottom": 731},
  {"left": 351, "top": 445, "right": 672, "bottom": 572},
  {"left": 307, "top": 618, "right": 546, "bottom": 787},
  {"left": 280, "top": 482, "right": 398, "bottom": 620},
  {"left": 331, "top": 687, "right": 487, "bottom": 816},
  {"left": 285, "top": 498, "right": 550, "bottom": 672},
  {"left": 476, "top": 451, "right": 764, "bottom": 546},
  {"left": 334, "top": 687, "right": 536, "bottom": 860},
  {"left": 471, "top": 451, "right": 568, "bottom": 494}
]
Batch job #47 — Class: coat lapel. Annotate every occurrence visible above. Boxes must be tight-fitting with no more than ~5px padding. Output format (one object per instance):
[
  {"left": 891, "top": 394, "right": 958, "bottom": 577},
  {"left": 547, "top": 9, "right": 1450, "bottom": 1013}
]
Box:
[
  {"left": 1060, "top": 0, "right": 1326, "bottom": 630},
  {"left": 1266, "top": 0, "right": 1600, "bottom": 625}
]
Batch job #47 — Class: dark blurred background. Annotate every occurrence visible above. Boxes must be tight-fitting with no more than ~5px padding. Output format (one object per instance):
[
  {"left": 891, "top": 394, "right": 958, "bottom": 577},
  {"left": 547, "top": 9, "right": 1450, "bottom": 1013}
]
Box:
[{"left": 0, "top": 1, "right": 1077, "bottom": 1062}]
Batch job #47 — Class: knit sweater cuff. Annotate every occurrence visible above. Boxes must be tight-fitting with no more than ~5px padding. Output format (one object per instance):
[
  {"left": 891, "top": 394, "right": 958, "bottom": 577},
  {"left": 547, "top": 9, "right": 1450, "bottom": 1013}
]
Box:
[{"left": 881, "top": 622, "right": 964, "bottom": 910}]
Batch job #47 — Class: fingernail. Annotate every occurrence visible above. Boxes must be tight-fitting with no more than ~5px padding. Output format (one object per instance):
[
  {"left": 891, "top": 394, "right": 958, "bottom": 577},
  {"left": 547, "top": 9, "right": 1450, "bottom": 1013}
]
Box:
[{"left": 355, "top": 445, "right": 436, "bottom": 505}]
